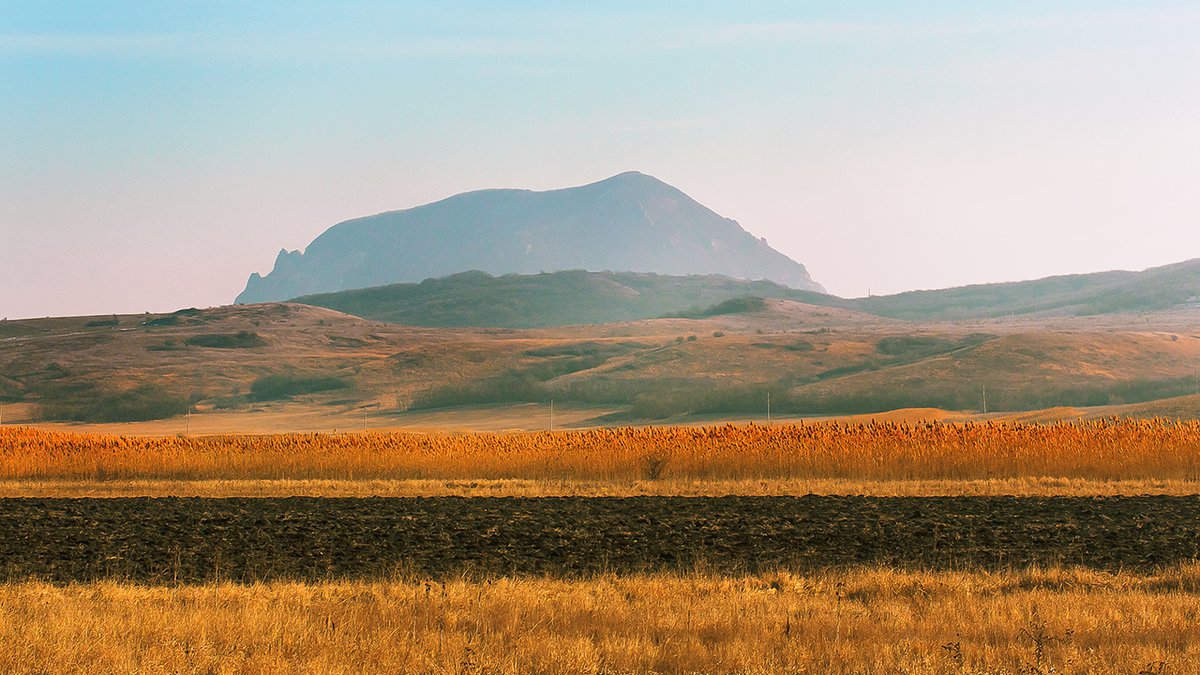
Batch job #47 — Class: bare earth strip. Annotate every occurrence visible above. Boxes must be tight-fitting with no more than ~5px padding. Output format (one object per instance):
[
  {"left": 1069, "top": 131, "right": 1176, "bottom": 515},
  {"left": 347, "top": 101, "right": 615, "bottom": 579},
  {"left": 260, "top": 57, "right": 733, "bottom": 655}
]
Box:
[
  {"left": 3, "top": 477, "right": 1200, "bottom": 498},
  {"left": 0, "top": 568, "right": 1196, "bottom": 673},
  {"left": 3, "top": 496, "right": 1199, "bottom": 581}
]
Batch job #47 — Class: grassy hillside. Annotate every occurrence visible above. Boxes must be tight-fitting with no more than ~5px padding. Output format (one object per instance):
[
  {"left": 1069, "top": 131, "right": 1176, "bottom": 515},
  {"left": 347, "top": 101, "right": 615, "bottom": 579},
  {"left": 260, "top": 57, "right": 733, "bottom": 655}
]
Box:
[
  {"left": 852, "top": 258, "right": 1200, "bottom": 320},
  {"left": 3, "top": 299, "right": 1199, "bottom": 426},
  {"left": 290, "top": 270, "right": 834, "bottom": 328},
  {"left": 285, "top": 260, "right": 1200, "bottom": 329}
]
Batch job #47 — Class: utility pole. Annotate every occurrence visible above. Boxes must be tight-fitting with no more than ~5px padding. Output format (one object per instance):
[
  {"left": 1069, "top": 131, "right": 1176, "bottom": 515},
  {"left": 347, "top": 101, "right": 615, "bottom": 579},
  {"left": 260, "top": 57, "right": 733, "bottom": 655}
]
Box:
[
  {"left": 766, "top": 392, "right": 771, "bottom": 426},
  {"left": 550, "top": 400, "right": 555, "bottom": 432},
  {"left": 0, "top": 402, "right": 4, "bottom": 428},
  {"left": 185, "top": 406, "right": 191, "bottom": 435},
  {"left": 982, "top": 385, "right": 988, "bottom": 415}
]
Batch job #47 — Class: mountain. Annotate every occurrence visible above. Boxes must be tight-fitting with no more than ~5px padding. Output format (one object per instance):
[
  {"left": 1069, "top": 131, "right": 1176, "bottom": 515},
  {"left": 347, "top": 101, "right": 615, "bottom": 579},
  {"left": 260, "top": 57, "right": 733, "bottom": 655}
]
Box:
[
  {"left": 236, "top": 172, "right": 824, "bottom": 304},
  {"left": 291, "top": 270, "right": 833, "bottom": 328}
]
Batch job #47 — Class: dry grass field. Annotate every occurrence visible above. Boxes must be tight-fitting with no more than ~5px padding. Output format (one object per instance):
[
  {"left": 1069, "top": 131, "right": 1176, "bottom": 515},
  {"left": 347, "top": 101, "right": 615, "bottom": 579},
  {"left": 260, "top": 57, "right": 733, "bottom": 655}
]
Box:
[
  {"left": 4, "top": 420, "right": 1199, "bottom": 671},
  {"left": 5, "top": 476, "right": 1200, "bottom": 498},
  {"left": 0, "top": 567, "right": 1196, "bottom": 673}
]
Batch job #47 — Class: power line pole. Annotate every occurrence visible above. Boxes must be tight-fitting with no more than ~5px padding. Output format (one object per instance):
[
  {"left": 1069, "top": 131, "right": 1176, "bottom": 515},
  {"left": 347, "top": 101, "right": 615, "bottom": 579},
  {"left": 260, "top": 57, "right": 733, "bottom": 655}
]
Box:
[
  {"left": 982, "top": 385, "right": 987, "bottom": 415},
  {"left": 766, "top": 391, "right": 771, "bottom": 426},
  {"left": 550, "top": 400, "right": 555, "bottom": 432},
  {"left": 185, "top": 406, "right": 191, "bottom": 436}
]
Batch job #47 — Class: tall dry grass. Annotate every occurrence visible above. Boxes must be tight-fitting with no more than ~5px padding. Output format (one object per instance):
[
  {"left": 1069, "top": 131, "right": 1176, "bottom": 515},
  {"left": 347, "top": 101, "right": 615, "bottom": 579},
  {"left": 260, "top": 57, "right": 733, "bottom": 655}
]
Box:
[
  {"left": 0, "top": 567, "right": 1197, "bottom": 673},
  {"left": 2, "top": 419, "right": 1199, "bottom": 483},
  {"left": 5, "top": 476, "right": 1200, "bottom": 498}
]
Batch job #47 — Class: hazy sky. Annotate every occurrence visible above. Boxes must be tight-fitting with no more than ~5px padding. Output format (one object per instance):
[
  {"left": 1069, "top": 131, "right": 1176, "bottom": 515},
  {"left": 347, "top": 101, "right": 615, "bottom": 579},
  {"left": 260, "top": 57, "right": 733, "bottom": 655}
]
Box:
[{"left": 3, "top": 1, "right": 1199, "bottom": 318}]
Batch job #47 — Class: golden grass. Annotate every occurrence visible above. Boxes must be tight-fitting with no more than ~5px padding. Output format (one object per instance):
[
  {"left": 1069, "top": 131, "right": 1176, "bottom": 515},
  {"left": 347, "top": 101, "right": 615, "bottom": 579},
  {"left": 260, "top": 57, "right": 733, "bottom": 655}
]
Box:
[
  {"left": 4, "top": 477, "right": 1200, "bottom": 498},
  {"left": 1, "top": 567, "right": 1197, "bottom": 673},
  {"left": 3, "top": 419, "right": 1200, "bottom": 485}
]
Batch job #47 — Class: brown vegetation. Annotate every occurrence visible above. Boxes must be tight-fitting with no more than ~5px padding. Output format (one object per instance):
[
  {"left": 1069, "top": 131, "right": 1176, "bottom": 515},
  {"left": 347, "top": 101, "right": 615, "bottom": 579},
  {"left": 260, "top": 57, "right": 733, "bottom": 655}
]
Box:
[
  {"left": 3, "top": 476, "right": 1198, "bottom": 498},
  {"left": 0, "top": 567, "right": 1196, "bottom": 673},
  {"left": 3, "top": 419, "right": 1199, "bottom": 485}
]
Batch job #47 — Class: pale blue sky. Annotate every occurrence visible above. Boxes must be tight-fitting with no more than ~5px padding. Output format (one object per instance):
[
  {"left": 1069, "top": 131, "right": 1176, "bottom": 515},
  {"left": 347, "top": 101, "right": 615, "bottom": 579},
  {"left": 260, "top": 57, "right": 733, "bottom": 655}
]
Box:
[{"left": 3, "top": 2, "right": 1199, "bottom": 318}]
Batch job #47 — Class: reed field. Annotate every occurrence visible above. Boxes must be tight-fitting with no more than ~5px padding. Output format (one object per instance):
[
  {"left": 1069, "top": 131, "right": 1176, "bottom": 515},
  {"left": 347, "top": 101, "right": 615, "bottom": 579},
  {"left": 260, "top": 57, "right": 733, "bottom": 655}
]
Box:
[
  {"left": 0, "top": 566, "right": 1196, "bottom": 673},
  {"left": 2, "top": 419, "right": 1199, "bottom": 496}
]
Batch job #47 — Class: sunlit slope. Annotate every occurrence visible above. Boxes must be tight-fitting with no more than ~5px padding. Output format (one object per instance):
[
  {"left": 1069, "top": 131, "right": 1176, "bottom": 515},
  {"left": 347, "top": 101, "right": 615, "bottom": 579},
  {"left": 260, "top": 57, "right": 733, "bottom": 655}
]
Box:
[{"left": 2, "top": 299, "right": 1199, "bottom": 425}]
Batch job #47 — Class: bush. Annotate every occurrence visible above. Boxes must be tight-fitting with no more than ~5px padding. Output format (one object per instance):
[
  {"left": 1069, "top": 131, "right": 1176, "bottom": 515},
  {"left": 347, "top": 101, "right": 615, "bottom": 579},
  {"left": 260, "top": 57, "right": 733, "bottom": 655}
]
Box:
[
  {"left": 668, "top": 296, "right": 767, "bottom": 319},
  {"left": 249, "top": 374, "right": 349, "bottom": 401},
  {"left": 410, "top": 372, "right": 546, "bottom": 409},
  {"left": 185, "top": 331, "right": 266, "bottom": 349},
  {"left": 875, "top": 336, "right": 959, "bottom": 358},
  {"left": 41, "top": 384, "right": 189, "bottom": 423},
  {"left": 143, "top": 315, "right": 180, "bottom": 327}
]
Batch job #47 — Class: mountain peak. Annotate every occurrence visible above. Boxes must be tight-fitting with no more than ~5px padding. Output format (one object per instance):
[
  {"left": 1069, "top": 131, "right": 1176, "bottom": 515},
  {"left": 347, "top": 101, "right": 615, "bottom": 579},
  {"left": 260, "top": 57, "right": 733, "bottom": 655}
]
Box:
[{"left": 236, "top": 174, "right": 824, "bottom": 304}]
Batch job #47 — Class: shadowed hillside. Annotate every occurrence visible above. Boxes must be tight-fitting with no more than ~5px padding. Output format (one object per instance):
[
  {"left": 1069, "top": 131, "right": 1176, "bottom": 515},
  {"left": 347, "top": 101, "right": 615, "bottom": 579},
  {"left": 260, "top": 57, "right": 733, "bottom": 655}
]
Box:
[
  {"left": 291, "top": 270, "right": 832, "bottom": 328},
  {"left": 286, "top": 258, "right": 1200, "bottom": 329}
]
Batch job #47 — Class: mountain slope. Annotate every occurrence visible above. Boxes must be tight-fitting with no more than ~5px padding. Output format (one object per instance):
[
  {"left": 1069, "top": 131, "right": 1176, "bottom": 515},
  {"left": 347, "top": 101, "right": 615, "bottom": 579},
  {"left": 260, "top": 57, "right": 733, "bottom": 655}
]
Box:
[
  {"left": 237, "top": 172, "right": 823, "bottom": 303},
  {"left": 291, "top": 270, "right": 836, "bottom": 328},
  {"left": 289, "top": 258, "right": 1200, "bottom": 329},
  {"left": 849, "top": 258, "right": 1200, "bottom": 320}
]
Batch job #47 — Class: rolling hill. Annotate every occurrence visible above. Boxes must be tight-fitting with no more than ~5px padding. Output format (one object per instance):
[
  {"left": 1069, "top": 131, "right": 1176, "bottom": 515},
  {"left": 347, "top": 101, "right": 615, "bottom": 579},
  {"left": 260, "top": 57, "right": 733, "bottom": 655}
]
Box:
[
  {"left": 236, "top": 171, "right": 823, "bottom": 304},
  {"left": 290, "top": 270, "right": 833, "bottom": 328},
  {"left": 853, "top": 258, "right": 1200, "bottom": 320},
  {"left": 285, "top": 258, "right": 1200, "bottom": 329},
  {"left": 3, "top": 298, "right": 1199, "bottom": 429}
]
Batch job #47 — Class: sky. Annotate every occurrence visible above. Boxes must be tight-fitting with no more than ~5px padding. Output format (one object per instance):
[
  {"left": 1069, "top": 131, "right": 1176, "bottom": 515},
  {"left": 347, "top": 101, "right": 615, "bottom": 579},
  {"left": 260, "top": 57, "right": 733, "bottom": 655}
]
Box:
[{"left": 2, "top": 1, "right": 1199, "bottom": 318}]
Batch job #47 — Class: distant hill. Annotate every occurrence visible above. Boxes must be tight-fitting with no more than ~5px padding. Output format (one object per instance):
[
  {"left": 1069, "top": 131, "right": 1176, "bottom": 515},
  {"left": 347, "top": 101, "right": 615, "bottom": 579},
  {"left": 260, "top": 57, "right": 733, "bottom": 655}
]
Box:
[
  {"left": 851, "top": 258, "right": 1200, "bottom": 320},
  {"left": 291, "top": 270, "right": 832, "bottom": 328},
  {"left": 289, "top": 259, "right": 1200, "bottom": 328},
  {"left": 236, "top": 171, "right": 824, "bottom": 304}
]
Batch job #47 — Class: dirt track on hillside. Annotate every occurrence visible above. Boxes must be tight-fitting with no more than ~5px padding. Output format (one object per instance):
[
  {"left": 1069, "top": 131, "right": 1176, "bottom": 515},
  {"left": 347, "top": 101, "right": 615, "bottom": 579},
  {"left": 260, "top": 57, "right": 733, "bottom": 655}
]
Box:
[{"left": 1, "top": 496, "right": 1197, "bottom": 583}]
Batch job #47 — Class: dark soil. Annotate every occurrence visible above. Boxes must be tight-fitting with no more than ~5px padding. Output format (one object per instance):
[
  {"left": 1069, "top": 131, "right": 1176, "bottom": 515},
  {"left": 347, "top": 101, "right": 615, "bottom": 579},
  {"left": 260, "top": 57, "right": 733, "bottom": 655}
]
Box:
[{"left": 1, "top": 496, "right": 1197, "bottom": 583}]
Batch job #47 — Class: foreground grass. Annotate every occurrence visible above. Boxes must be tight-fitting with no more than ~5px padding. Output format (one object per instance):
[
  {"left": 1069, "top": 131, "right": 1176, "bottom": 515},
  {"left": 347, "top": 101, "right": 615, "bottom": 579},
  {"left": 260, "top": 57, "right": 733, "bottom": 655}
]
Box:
[
  {"left": 3, "top": 476, "right": 1200, "bottom": 498},
  {"left": 0, "top": 567, "right": 1196, "bottom": 673}
]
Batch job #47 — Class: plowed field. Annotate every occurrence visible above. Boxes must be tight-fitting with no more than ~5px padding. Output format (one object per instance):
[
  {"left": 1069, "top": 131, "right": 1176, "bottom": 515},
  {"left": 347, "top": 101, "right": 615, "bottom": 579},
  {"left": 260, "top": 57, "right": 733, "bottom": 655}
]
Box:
[{"left": 2, "top": 496, "right": 1198, "bottom": 582}]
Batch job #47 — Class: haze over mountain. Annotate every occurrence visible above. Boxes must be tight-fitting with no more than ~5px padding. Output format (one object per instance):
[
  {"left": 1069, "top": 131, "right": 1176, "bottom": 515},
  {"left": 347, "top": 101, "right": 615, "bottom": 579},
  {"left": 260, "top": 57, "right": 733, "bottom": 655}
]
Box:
[{"left": 236, "top": 172, "right": 823, "bottom": 304}]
